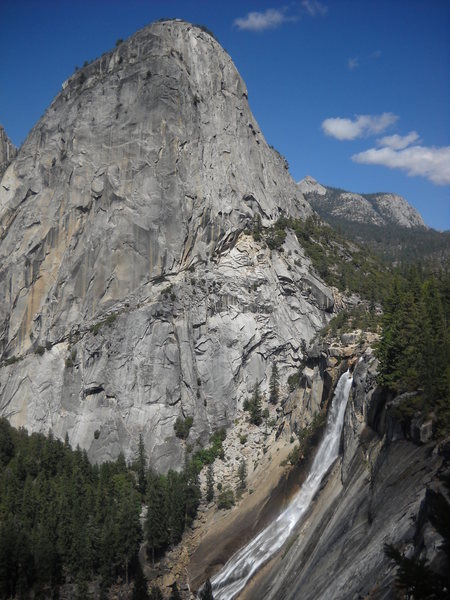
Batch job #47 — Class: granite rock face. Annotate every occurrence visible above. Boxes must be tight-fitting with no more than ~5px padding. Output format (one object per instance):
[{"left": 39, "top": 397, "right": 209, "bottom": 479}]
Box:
[
  {"left": 0, "top": 21, "right": 331, "bottom": 470},
  {"left": 298, "top": 176, "right": 427, "bottom": 229},
  {"left": 0, "top": 125, "right": 17, "bottom": 178},
  {"left": 248, "top": 349, "right": 447, "bottom": 600}
]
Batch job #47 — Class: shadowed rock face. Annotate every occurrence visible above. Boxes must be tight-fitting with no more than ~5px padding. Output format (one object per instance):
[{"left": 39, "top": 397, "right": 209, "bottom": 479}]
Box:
[
  {"left": 0, "top": 21, "right": 331, "bottom": 470},
  {"left": 246, "top": 352, "right": 446, "bottom": 600}
]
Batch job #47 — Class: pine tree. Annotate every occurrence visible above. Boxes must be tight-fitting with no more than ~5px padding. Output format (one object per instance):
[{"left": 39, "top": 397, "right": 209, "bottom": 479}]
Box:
[
  {"left": 169, "top": 582, "right": 182, "bottom": 600},
  {"left": 114, "top": 474, "right": 142, "bottom": 583},
  {"left": 134, "top": 433, "right": 148, "bottom": 498},
  {"left": 0, "top": 418, "right": 15, "bottom": 466},
  {"left": 199, "top": 578, "right": 215, "bottom": 600},
  {"left": 132, "top": 562, "right": 149, "bottom": 600},
  {"left": 252, "top": 213, "right": 262, "bottom": 241},
  {"left": 149, "top": 585, "right": 164, "bottom": 600},
  {"left": 249, "top": 383, "right": 262, "bottom": 426},
  {"left": 166, "top": 470, "right": 186, "bottom": 545},
  {"left": 145, "top": 471, "right": 169, "bottom": 565},
  {"left": 384, "top": 544, "right": 447, "bottom": 598},
  {"left": 206, "top": 463, "right": 214, "bottom": 503},
  {"left": 183, "top": 460, "right": 201, "bottom": 528},
  {"left": 269, "top": 363, "right": 279, "bottom": 405},
  {"left": 237, "top": 458, "right": 247, "bottom": 491}
]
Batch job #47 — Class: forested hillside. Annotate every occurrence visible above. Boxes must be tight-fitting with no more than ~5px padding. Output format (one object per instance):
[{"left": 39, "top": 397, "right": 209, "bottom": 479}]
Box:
[
  {"left": 376, "top": 268, "right": 450, "bottom": 437},
  {"left": 325, "top": 216, "right": 450, "bottom": 266},
  {"left": 0, "top": 422, "right": 204, "bottom": 599},
  {"left": 300, "top": 180, "right": 450, "bottom": 266}
]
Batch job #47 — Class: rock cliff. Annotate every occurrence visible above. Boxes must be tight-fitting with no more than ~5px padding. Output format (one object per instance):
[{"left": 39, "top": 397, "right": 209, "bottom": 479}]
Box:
[
  {"left": 0, "top": 125, "right": 17, "bottom": 178},
  {"left": 245, "top": 342, "right": 448, "bottom": 600},
  {"left": 298, "top": 175, "right": 427, "bottom": 229},
  {"left": 0, "top": 20, "right": 333, "bottom": 470}
]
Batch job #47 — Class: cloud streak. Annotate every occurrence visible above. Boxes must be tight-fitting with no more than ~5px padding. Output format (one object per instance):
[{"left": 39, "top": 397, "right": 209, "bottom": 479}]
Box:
[
  {"left": 234, "top": 2, "right": 327, "bottom": 32},
  {"left": 234, "top": 8, "right": 296, "bottom": 31},
  {"left": 376, "top": 131, "right": 420, "bottom": 150},
  {"left": 321, "top": 113, "right": 398, "bottom": 140},
  {"left": 352, "top": 144, "right": 450, "bottom": 185},
  {"left": 347, "top": 57, "right": 359, "bottom": 70},
  {"left": 301, "top": 0, "right": 328, "bottom": 16}
]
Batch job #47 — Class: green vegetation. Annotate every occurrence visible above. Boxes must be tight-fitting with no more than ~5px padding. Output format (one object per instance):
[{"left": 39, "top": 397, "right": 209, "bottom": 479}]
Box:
[
  {"left": 199, "top": 578, "right": 215, "bottom": 600},
  {"left": 269, "top": 363, "right": 280, "bottom": 404},
  {"left": 193, "top": 23, "right": 218, "bottom": 41},
  {"left": 189, "top": 428, "right": 226, "bottom": 472},
  {"left": 376, "top": 268, "right": 450, "bottom": 437},
  {"left": 266, "top": 224, "right": 287, "bottom": 250},
  {"left": 237, "top": 458, "right": 247, "bottom": 492},
  {"left": 301, "top": 216, "right": 390, "bottom": 301},
  {"left": 312, "top": 193, "right": 450, "bottom": 266},
  {"left": 251, "top": 213, "right": 262, "bottom": 241},
  {"left": 65, "top": 348, "right": 77, "bottom": 369},
  {"left": 284, "top": 411, "right": 327, "bottom": 466},
  {"left": 132, "top": 563, "right": 149, "bottom": 599},
  {"left": 169, "top": 582, "right": 182, "bottom": 600},
  {"left": 162, "top": 284, "right": 176, "bottom": 302},
  {"left": 174, "top": 415, "right": 194, "bottom": 440},
  {"left": 257, "top": 215, "right": 394, "bottom": 304},
  {"left": 244, "top": 383, "right": 263, "bottom": 426},
  {"left": 269, "top": 145, "right": 290, "bottom": 170},
  {"left": 384, "top": 544, "right": 445, "bottom": 598},
  {"left": 0, "top": 419, "right": 141, "bottom": 597},
  {"left": 384, "top": 477, "right": 450, "bottom": 600},
  {"left": 320, "top": 304, "right": 380, "bottom": 337},
  {"left": 156, "top": 19, "right": 218, "bottom": 42},
  {"left": 0, "top": 420, "right": 205, "bottom": 598},
  {"left": 4, "top": 355, "right": 20, "bottom": 366},
  {"left": 133, "top": 433, "right": 147, "bottom": 498},
  {"left": 217, "top": 487, "right": 235, "bottom": 510},
  {"left": 150, "top": 585, "right": 164, "bottom": 599},
  {"left": 34, "top": 345, "right": 45, "bottom": 356},
  {"left": 206, "top": 463, "right": 214, "bottom": 502},
  {"left": 89, "top": 312, "right": 117, "bottom": 335},
  {"left": 145, "top": 462, "right": 200, "bottom": 563},
  {"left": 288, "top": 371, "right": 301, "bottom": 392}
]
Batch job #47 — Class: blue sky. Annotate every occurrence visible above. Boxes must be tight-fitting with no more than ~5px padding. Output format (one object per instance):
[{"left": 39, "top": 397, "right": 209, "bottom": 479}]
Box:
[{"left": 1, "top": 0, "right": 449, "bottom": 229}]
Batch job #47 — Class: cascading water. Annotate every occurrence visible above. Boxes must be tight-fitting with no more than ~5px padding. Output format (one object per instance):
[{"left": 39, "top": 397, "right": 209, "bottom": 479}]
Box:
[{"left": 208, "top": 370, "right": 353, "bottom": 600}]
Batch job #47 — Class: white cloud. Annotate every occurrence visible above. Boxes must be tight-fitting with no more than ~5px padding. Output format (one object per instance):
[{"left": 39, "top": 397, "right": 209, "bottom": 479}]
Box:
[
  {"left": 302, "top": 0, "right": 328, "bottom": 16},
  {"left": 321, "top": 113, "right": 398, "bottom": 140},
  {"left": 376, "top": 131, "right": 420, "bottom": 150},
  {"left": 352, "top": 145, "right": 450, "bottom": 185},
  {"left": 234, "top": 2, "right": 327, "bottom": 31},
  {"left": 348, "top": 57, "right": 359, "bottom": 70},
  {"left": 234, "top": 8, "right": 296, "bottom": 31}
]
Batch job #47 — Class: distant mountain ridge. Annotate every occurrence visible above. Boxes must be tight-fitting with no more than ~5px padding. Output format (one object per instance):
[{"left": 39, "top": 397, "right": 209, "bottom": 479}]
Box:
[
  {"left": 298, "top": 175, "right": 427, "bottom": 230},
  {"left": 298, "top": 176, "right": 449, "bottom": 265}
]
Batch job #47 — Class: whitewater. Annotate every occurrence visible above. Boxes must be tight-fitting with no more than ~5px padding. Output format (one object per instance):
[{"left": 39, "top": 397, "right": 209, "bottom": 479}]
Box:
[{"left": 209, "top": 370, "right": 353, "bottom": 600}]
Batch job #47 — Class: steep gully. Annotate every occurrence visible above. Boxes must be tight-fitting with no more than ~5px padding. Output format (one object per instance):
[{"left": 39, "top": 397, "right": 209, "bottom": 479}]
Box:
[{"left": 205, "top": 370, "right": 354, "bottom": 600}]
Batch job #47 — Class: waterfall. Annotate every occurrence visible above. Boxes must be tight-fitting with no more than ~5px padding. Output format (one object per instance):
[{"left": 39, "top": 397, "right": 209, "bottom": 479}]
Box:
[{"left": 208, "top": 370, "right": 353, "bottom": 600}]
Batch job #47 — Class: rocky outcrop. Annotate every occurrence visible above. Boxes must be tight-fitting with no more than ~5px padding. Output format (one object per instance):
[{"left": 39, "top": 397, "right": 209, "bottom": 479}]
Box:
[
  {"left": 245, "top": 345, "right": 448, "bottom": 600},
  {"left": 0, "top": 125, "right": 16, "bottom": 178},
  {"left": 0, "top": 20, "right": 331, "bottom": 470},
  {"left": 298, "top": 176, "right": 427, "bottom": 229},
  {"left": 297, "top": 175, "right": 327, "bottom": 197},
  {"left": 373, "top": 192, "right": 427, "bottom": 229}
]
